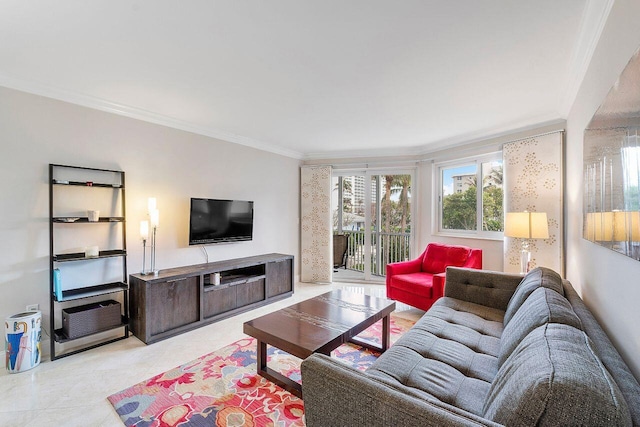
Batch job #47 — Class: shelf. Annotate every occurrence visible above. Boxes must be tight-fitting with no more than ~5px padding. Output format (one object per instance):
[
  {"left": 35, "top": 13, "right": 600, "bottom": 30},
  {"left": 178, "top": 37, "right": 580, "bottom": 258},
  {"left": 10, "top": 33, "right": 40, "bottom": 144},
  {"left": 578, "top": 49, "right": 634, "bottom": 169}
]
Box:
[
  {"left": 203, "top": 274, "right": 266, "bottom": 291},
  {"left": 54, "top": 249, "right": 126, "bottom": 262},
  {"left": 222, "top": 273, "right": 266, "bottom": 286},
  {"left": 55, "top": 282, "right": 128, "bottom": 302},
  {"left": 52, "top": 217, "right": 125, "bottom": 223},
  {"left": 52, "top": 179, "right": 123, "bottom": 189},
  {"left": 53, "top": 316, "right": 128, "bottom": 343},
  {"left": 49, "top": 163, "right": 128, "bottom": 360}
]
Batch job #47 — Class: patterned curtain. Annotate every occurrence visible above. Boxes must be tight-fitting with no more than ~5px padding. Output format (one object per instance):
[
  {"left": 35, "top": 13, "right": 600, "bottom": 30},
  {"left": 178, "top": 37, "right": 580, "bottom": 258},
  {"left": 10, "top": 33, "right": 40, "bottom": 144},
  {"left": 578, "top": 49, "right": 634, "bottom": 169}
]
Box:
[
  {"left": 503, "top": 131, "right": 564, "bottom": 275},
  {"left": 300, "top": 165, "right": 332, "bottom": 282}
]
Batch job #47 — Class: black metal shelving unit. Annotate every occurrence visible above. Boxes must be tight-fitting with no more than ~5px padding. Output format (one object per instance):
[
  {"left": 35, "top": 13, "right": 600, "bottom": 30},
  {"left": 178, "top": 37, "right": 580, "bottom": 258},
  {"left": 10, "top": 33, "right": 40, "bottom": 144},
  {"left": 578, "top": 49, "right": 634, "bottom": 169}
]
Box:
[{"left": 49, "top": 164, "right": 129, "bottom": 360}]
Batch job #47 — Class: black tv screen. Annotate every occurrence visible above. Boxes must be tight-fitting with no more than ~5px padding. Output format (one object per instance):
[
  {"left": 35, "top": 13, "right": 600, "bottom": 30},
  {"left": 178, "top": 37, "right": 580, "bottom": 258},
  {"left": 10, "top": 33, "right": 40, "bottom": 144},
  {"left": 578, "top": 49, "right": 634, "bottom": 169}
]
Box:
[{"left": 189, "top": 198, "right": 254, "bottom": 245}]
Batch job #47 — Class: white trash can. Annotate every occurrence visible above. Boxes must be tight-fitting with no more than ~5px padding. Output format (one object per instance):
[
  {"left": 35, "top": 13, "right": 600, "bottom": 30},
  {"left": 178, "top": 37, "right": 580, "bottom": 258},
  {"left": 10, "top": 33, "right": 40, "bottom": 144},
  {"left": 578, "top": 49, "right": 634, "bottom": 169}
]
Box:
[{"left": 5, "top": 311, "right": 42, "bottom": 373}]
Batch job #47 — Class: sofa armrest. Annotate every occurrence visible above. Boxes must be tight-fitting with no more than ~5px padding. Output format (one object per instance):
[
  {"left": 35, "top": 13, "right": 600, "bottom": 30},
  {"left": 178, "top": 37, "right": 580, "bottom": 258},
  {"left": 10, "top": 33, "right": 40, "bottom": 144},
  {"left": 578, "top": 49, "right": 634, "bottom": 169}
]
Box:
[
  {"left": 562, "top": 280, "right": 640, "bottom": 426},
  {"left": 301, "top": 354, "right": 501, "bottom": 427},
  {"left": 444, "top": 267, "right": 523, "bottom": 311}
]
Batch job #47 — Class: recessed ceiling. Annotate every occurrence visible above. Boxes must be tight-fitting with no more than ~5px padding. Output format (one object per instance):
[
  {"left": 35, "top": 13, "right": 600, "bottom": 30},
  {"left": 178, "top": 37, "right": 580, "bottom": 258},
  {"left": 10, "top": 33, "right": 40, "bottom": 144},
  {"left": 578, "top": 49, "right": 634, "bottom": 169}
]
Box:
[{"left": 0, "top": 1, "right": 611, "bottom": 159}]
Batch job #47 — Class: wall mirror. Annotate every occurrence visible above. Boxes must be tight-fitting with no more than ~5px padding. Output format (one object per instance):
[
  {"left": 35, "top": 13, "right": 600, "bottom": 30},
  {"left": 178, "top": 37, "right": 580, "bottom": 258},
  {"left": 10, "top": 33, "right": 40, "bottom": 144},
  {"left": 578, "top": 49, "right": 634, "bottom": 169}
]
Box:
[{"left": 583, "top": 46, "right": 640, "bottom": 260}]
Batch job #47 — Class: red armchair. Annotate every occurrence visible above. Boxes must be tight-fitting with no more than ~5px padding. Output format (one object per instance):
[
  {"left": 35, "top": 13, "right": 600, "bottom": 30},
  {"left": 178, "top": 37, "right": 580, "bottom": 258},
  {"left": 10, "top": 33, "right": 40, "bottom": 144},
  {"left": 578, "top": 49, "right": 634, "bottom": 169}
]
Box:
[{"left": 386, "top": 242, "right": 482, "bottom": 311}]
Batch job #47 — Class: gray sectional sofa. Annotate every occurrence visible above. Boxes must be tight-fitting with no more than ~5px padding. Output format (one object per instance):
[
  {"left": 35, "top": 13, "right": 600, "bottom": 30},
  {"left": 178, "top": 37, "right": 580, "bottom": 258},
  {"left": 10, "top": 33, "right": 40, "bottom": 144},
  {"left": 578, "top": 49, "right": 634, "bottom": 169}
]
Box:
[{"left": 301, "top": 267, "right": 640, "bottom": 426}]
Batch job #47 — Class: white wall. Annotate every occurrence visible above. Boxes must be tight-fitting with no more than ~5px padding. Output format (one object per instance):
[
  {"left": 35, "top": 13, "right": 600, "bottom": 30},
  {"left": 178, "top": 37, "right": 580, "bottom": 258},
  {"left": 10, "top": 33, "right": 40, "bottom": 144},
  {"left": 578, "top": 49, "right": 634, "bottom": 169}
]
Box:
[
  {"left": 0, "top": 86, "right": 301, "bottom": 354},
  {"left": 565, "top": 0, "right": 640, "bottom": 379}
]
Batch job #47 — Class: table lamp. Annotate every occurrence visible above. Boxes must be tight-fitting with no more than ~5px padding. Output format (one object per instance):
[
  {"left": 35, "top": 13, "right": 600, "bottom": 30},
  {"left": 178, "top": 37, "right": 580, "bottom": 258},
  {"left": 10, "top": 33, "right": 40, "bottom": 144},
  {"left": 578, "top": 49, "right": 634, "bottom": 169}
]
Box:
[{"left": 505, "top": 211, "right": 549, "bottom": 274}]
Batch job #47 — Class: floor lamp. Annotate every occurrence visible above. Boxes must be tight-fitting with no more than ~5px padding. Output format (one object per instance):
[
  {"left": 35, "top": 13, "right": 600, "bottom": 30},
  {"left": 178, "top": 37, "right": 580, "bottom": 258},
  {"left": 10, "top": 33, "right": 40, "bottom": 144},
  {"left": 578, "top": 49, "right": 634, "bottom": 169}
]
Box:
[{"left": 505, "top": 211, "right": 549, "bottom": 274}]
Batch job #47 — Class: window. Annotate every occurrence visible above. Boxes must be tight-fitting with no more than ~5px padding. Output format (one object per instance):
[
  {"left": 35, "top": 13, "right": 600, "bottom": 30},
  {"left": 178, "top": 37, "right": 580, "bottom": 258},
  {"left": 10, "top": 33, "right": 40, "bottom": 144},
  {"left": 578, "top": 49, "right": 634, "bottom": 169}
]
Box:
[{"left": 437, "top": 153, "right": 503, "bottom": 238}]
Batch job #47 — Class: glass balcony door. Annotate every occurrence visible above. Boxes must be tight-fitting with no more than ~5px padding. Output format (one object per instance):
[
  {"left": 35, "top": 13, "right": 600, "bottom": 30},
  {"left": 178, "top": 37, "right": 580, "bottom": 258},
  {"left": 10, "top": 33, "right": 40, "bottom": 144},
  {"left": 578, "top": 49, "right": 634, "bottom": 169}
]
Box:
[{"left": 332, "top": 170, "right": 413, "bottom": 282}]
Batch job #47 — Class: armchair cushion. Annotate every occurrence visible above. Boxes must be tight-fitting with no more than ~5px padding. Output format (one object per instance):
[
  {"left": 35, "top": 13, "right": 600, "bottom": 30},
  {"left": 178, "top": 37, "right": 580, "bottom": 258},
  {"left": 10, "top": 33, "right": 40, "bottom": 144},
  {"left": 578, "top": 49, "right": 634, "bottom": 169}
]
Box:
[
  {"left": 422, "top": 243, "right": 472, "bottom": 274},
  {"left": 388, "top": 273, "right": 434, "bottom": 298}
]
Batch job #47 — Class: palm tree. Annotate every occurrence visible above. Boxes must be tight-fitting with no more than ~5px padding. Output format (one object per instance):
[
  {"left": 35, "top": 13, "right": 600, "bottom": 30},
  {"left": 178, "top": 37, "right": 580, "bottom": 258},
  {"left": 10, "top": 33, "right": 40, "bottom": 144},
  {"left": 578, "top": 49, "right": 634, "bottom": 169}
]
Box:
[
  {"left": 484, "top": 165, "right": 503, "bottom": 187},
  {"left": 465, "top": 175, "right": 478, "bottom": 187},
  {"left": 382, "top": 175, "right": 395, "bottom": 233},
  {"left": 391, "top": 175, "right": 411, "bottom": 233}
]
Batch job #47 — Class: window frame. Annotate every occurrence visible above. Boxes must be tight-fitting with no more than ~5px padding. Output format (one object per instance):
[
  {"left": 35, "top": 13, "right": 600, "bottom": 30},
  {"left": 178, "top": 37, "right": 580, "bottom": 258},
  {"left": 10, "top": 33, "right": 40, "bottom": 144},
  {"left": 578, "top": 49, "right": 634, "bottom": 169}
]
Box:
[{"left": 435, "top": 151, "right": 504, "bottom": 240}]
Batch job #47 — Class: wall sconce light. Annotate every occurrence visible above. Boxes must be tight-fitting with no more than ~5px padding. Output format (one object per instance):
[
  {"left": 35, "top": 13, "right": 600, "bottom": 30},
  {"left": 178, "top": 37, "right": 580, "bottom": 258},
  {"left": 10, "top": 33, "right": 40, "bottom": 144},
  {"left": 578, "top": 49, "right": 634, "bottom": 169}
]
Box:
[{"left": 504, "top": 211, "right": 549, "bottom": 274}]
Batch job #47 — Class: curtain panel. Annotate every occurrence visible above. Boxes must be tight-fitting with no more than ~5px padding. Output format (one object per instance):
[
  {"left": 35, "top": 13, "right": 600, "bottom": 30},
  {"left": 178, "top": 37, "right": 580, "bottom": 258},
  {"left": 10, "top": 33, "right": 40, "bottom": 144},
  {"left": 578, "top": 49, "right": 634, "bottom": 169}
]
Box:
[
  {"left": 503, "top": 131, "right": 564, "bottom": 275},
  {"left": 300, "top": 165, "right": 332, "bottom": 283}
]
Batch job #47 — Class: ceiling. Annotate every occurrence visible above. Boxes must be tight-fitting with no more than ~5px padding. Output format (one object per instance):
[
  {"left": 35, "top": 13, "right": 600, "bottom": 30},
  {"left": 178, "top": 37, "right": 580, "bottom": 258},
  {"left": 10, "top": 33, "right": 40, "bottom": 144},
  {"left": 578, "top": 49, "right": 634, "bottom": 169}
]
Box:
[{"left": 0, "top": 1, "right": 611, "bottom": 160}]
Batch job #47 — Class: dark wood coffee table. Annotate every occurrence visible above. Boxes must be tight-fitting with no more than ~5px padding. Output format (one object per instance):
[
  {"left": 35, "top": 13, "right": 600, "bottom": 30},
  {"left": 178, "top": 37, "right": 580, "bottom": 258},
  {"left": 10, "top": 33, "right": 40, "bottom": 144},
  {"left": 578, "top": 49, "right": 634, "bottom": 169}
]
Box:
[{"left": 243, "top": 289, "right": 396, "bottom": 397}]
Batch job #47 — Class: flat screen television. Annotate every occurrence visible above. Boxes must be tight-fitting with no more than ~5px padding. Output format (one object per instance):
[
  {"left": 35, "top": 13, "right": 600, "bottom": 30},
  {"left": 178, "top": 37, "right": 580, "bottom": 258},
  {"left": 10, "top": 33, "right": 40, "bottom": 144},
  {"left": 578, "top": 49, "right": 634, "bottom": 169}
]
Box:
[{"left": 189, "top": 198, "right": 254, "bottom": 245}]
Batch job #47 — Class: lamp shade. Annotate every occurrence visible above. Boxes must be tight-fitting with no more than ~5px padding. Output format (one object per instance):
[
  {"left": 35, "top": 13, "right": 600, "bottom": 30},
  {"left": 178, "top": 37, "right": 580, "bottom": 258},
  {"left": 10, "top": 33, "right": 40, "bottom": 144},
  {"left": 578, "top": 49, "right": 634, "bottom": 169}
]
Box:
[
  {"left": 140, "top": 220, "right": 149, "bottom": 240},
  {"left": 148, "top": 197, "right": 157, "bottom": 213},
  {"left": 504, "top": 212, "right": 549, "bottom": 239}
]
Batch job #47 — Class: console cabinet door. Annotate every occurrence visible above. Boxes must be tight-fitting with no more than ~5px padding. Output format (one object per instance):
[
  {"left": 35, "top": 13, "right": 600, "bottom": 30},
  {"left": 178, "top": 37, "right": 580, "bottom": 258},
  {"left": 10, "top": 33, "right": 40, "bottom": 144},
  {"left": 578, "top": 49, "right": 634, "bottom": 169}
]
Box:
[
  {"left": 266, "top": 258, "right": 293, "bottom": 298},
  {"left": 237, "top": 278, "right": 265, "bottom": 306},
  {"left": 148, "top": 277, "right": 199, "bottom": 336},
  {"left": 203, "top": 285, "right": 236, "bottom": 318}
]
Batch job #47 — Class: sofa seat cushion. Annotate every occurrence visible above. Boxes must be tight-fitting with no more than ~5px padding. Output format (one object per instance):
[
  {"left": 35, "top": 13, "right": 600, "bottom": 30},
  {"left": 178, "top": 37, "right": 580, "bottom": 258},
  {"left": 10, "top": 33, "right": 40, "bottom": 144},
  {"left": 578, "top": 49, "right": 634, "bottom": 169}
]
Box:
[
  {"left": 426, "top": 297, "right": 504, "bottom": 355},
  {"left": 499, "top": 287, "right": 583, "bottom": 366},
  {"left": 503, "top": 267, "right": 564, "bottom": 325},
  {"left": 366, "top": 344, "right": 493, "bottom": 416},
  {"left": 484, "top": 324, "right": 632, "bottom": 427},
  {"left": 388, "top": 272, "right": 434, "bottom": 297},
  {"left": 365, "top": 297, "right": 504, "bottom": 416},
  {"left": 422, "top": 243, "right": 471, "bottom": 274}
]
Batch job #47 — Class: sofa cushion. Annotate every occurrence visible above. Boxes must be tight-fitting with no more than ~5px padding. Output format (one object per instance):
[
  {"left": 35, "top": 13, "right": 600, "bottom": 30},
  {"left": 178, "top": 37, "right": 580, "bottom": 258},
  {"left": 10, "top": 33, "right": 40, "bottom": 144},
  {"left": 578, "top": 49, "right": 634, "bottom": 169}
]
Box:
[
  {"left": 425, "top": 297, "right": 504, "bottom": 356},
  {"left": 503, "top": 267, "right": 564, "bottom": 326},
  {"left": 365, "top": 297, "right": 505, "bottom": 416},
  {"left": 483, "top": 324, "right": 632, "bottom": 427},
  {"left": 389, "top": 272, "right": 434, "bottom": 297},
  {"left": 422, "top": 243, "right": 471, "bottom": 274},
  {"left": 498, "top": 287, "right": 583, "bottom": 366},
  {"left": 366, "top": 344, "right": 493, "bottom": 416}
]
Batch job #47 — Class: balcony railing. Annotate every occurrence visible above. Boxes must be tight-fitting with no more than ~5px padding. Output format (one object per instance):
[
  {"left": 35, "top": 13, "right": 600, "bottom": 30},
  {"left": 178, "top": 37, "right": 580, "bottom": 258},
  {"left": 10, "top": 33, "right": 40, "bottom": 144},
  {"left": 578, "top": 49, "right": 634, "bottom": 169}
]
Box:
[{"left": 341, "top": 230, "right": 411, "bottom": 277}]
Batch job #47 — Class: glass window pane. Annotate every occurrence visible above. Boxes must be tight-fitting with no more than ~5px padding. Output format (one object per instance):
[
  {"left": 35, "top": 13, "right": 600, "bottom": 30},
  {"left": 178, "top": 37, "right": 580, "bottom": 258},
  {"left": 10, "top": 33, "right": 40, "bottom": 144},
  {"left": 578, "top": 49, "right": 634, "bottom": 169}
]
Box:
[
  {"left": 441, "top": 164, "right": 477, "bottom": 230},
  {"left": 482, "top": 161, "right": 504, "bottom": 231}
]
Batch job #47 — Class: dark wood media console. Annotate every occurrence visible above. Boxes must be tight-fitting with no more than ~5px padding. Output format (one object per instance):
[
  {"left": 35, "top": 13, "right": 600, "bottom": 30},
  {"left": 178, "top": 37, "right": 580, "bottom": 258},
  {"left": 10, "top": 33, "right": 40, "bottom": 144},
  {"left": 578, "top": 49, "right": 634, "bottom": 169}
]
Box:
[{"left": 129, "top": 253, "right": 294, "bottom": 344}]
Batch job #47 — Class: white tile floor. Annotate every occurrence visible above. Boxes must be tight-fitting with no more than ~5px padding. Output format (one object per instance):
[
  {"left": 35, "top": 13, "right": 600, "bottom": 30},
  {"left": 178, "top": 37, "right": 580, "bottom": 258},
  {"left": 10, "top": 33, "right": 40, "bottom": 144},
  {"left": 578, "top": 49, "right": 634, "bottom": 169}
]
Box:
[{"left": 0, "top": 281, "right": 423, "bottom": 427}]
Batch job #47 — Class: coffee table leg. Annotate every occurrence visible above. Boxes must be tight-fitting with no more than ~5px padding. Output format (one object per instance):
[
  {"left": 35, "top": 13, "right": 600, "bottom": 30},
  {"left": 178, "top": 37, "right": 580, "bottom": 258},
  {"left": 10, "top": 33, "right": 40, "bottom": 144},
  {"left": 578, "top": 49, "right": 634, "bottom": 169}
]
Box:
[
  {"left": 382, "top": 312, "right": 390, "bottom": 351},
  {"left": 255, "top": 339, "right": 303, "bottom": 398},
  {"left": 257, "top": 339, "right": 267, "bottom": 372},
  {"left": 349, "top": 313, "right": 392, "bottom": 353}
]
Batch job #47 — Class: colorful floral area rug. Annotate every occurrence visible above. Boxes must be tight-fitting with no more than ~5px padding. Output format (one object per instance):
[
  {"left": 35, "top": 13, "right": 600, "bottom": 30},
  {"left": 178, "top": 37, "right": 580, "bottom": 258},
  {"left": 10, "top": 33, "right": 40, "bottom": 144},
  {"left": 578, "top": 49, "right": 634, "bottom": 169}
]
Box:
[{"left": 108, "top": 313, "right": 415, "bottom": 427}]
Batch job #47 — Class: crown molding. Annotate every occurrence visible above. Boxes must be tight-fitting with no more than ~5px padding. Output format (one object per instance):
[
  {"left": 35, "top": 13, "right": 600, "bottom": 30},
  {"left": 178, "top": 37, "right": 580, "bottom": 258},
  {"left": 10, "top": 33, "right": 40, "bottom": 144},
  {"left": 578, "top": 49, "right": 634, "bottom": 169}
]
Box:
[
  {"left": 303, "top": 144, "right": 423, "bottom": 161},
  {"left": 304, "top": 115, "right": 566, "bottom": 162},
  {"left": 557, "top": 0, "right": 614, "bottom": 116},
  {"left": 0, "top": 75, "right": 567, "bottom": 163},
  {"left": 414, "top": 115, "right": 566, "bottom": 157},
  {"left": 0, "top": 75, "right": 305, "bottom": 160}
]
